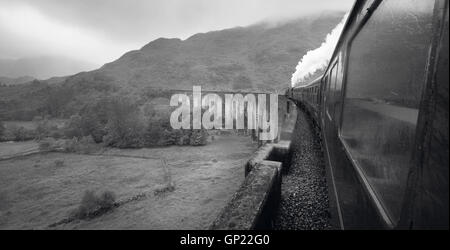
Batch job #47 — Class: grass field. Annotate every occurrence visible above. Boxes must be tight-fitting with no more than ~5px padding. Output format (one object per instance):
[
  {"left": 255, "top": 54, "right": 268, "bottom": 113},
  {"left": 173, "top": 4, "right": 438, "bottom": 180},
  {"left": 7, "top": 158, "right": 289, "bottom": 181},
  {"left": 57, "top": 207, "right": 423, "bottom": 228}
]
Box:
[
  {"left": 0, "top": 135, "right": 257, "bottom": 229},
  {"left": 3, "top": 119, "right": 67, "bottom": 130},
  {"left": 0, "top": 141, "right": 39, "bottom": 159}
]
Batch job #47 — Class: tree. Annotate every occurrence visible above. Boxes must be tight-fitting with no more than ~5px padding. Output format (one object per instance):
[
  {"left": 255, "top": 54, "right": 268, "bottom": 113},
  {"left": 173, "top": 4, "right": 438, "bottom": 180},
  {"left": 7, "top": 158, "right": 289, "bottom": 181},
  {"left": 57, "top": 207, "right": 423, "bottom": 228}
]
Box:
[
  {"left": 44, "top": 86, "right": 73, "bottom": 117},
  {"left": 80, "top": 112, "right": 106, "bottom": 143},
  {"left": 10, "top": 125, "right": 32, "bottom": 141},
  {"left": 34, "top": 117, "right": 58, "bottom": 140},
  {"left": 144, "top": 121, "right": 163, "bottom": 146},
  {"left": 64, "top": 105, "right": 107, "bottom": 143},
  {"left": 64, "top": 115, "right": 84, "bottom": 139},
  {"left": 0, "top": 121, "right": 5, "bottom": 139},
  {"left": 103, "top": 97, "right": 145, "bottom": 148},
  {"left": 189, "top": 129, "right": 208, "bottom": 146}
]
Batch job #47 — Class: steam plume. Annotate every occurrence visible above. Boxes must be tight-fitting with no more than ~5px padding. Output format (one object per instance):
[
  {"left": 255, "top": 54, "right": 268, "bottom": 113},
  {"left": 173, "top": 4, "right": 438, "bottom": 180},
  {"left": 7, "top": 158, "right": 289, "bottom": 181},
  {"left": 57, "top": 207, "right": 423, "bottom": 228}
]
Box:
[{"left": 291, "top": 13, "right": 349, "bottom": 87}]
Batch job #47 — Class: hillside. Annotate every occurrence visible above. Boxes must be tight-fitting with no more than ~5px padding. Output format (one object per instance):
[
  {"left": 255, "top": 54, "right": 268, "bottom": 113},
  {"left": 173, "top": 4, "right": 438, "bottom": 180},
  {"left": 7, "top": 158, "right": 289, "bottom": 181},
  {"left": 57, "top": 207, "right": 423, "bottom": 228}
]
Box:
[
  {"left": 0, "top": 76, "right": 35, "bottom": 86},
  {"left": 0, "top": 56, "right": 96, "bottom": 80},
  {"left": 96, "top": 12, "right": 343, "bottom": 92},
  {"left": 0, "top": 12, "right": 344, "bottom": 120}
]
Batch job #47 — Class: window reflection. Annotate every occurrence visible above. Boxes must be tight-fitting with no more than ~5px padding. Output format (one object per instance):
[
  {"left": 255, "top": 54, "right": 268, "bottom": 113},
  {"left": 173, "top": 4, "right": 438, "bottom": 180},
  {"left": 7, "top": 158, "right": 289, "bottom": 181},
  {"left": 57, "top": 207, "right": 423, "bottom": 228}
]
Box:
[{"left": 341, "top": 0, "right": 434, "bottom": 222}]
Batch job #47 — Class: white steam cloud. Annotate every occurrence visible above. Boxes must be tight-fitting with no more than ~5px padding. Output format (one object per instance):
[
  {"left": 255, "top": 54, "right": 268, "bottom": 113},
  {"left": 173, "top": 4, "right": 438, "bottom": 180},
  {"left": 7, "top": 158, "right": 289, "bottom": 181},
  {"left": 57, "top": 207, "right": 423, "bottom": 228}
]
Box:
[{"left": 291, "top": 13, "right": 349, "bottom": 87}]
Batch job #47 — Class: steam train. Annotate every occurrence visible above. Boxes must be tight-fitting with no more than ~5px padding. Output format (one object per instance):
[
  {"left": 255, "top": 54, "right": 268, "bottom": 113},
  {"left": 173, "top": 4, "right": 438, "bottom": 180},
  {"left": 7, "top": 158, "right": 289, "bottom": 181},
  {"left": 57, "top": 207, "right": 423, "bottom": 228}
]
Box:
[{"left": 286, "top": 0, "right": 448, "bottom": 229}]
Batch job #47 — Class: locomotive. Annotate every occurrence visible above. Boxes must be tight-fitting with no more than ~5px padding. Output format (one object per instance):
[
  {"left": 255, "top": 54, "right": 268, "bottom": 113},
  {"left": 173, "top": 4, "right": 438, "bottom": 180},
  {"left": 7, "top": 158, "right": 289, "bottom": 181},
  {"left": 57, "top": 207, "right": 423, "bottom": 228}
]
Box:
[{"left": 286, "top": 0, "right": 449, "bottom": 229}]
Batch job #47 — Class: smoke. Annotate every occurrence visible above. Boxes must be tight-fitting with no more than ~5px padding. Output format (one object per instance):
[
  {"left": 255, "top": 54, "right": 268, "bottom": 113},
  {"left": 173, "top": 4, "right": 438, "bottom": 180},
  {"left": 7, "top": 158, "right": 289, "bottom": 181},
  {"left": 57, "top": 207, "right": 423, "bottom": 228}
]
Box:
[{"left": 291, "top": 13, "right": 349, "bottom": 87}]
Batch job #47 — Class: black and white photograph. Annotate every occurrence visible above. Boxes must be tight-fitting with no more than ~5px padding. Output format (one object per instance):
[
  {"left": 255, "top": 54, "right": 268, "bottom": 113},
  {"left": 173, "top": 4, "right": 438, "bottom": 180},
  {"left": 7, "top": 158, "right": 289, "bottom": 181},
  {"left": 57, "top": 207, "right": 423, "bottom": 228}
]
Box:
[{"left": 0, "top": 0, "right": 448, "bottom": 237}]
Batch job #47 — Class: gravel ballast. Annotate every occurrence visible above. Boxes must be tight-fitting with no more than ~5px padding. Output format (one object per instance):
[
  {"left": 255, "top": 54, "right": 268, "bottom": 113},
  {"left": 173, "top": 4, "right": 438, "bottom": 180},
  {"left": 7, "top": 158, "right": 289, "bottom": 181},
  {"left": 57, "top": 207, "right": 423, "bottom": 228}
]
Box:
[{"left": 273, "top": 109, "right": 332, "bottom": 230}]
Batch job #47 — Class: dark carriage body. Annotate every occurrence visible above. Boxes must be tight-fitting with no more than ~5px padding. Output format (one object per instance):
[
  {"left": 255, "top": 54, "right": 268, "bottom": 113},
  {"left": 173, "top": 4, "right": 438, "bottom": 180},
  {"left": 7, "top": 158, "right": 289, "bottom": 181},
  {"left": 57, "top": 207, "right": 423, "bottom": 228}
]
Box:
[{"left": 287, "top": 0, "right": 449, "bottom": 229}]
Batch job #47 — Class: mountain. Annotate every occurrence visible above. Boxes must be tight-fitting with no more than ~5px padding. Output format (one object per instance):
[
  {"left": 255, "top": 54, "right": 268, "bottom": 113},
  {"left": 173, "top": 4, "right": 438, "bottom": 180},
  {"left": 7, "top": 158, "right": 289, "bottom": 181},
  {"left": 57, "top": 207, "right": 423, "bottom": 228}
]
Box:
[
  {"left": 0, "top": 12, "right": 345, "bottom": 120},
  {"left": 0, "top": 76, "right": 35, "bottom": 86},
  {"left": 93, "top": 12, "right": 344, "bottom": 92},
  {"left": 0, "top": 56, "right": 96, "bottom": 80}
]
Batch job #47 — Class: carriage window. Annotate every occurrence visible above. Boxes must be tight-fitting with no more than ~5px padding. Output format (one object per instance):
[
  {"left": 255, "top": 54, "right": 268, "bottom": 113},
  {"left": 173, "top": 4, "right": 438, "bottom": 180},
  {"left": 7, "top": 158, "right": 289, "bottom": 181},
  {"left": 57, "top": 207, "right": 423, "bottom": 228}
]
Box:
[
  {"left": 322, "top": 76, "right": 328, "bottom": 107},
  {"left": 327, "top": 63, "right": 338, "bottom": 120},
  {"left": 334, "top": 56, "right": 344, "bottom": 123},
  {"left": 340, "top": 0, "right": 435, "bottom": 223},
  {"left": 316, "top": 87, "right": 320, "bottom": 104}
]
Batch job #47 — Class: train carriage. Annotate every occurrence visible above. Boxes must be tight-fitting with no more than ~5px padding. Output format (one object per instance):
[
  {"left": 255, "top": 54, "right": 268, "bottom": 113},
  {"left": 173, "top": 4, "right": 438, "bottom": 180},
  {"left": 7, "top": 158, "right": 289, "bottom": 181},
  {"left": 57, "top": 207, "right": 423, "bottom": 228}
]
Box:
[
  {"left": 291, "top": 77, "right": 322, "bottom": 121},
  {"left": 287, "top": 0, "right": 449, "bottom": 229}
]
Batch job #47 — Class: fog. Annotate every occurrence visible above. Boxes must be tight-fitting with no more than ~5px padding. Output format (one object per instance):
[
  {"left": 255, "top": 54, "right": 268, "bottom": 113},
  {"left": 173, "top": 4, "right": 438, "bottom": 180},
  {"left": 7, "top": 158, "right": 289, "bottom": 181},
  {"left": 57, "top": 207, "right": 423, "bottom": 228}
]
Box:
[{"left": 0, "top": 0, "right": 354, "bottom": 67}]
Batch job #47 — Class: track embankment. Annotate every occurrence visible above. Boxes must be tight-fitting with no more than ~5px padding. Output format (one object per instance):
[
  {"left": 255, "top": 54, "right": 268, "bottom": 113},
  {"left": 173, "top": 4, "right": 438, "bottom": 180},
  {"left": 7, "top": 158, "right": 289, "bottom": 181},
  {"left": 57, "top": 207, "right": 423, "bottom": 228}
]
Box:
[{"left": 273, "top": 109, "right": 332, "bottom": 230}]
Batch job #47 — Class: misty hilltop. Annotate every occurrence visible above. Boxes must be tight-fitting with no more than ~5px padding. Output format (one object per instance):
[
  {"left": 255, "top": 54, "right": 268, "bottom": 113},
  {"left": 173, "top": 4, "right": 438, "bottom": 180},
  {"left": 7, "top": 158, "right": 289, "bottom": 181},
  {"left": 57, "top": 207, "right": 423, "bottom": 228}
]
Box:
[
  {"left": 0, "top": 12, "right": 344, "bottom": 120},
  {"left": 65, "top": 12, "right": 344, "bottom": 92}
]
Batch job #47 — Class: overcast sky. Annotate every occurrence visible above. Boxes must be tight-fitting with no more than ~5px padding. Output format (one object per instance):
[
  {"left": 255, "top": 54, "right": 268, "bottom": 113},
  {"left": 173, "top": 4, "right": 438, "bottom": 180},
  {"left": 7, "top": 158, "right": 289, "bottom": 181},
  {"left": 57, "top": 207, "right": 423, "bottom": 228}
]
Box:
[{"left": 0, "top": 0, "right": 354, "bottom": 67}]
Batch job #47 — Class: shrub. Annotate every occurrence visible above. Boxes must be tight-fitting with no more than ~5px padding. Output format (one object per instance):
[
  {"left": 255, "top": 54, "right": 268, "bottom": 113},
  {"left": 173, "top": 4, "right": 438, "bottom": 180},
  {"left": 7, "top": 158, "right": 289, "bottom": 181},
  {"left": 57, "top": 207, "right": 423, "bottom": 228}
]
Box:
[
  {"left": 0, "top": 121, "right": 4, "bottom": 139},
  {"left": 154, "top": 184, "right": 175, "bottom": 196},
  {"left": 54, "top": 159, "right": 65, "bottom": 168},
  {"left": 180, "top": 130, "right": 192, "bottom": 145},
  {"left": 9, "top": 125, "right": 34, "bottom": 141},
  {"left": 35, "top": 118, "right": 56, "bottom": 140},
  {"left": 103, "top": 98, "right": 145, "bottom": 148},
  {"left": 38, "top": 137, "right": 58, "bottom": 151},
  {"left": 189, "top": 129, "right": 208, "bottom": 146},
  {"left": 64, "top": 114, "right": 106, "bottom": 143},
  {"left": 49, "top": 130, "right": 64, "bottom": 139},
  {"left": 159, "top": 129, "right": 177, "bottom": 146},
  {"left": 103, "top": 120, "right": 144, "bottom": 148},
  {"left": 144, "top": 123, "right": 162, "bottom": 146},
  {"left": 64, "top": 115, "right": 84, "bottom": 139},
  {"left": 63, "top": 135, "right": 98, "bottom": 154},
  {"left": 80, "top": 112, "right": 106, "bottom": 143},
  {"left": 11, "top": 126, "right": 26, "bottom": 141},
  {"left": 72, "top": 190, "right": 116, "bottom": 219}
]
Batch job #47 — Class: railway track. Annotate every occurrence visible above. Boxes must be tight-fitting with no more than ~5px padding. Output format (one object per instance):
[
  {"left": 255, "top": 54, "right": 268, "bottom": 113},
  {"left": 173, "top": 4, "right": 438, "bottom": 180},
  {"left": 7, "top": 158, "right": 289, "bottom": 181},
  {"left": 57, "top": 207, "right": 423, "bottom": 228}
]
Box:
[{"left": 273, "top": 109, "right": 332, "bottom": 230}]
